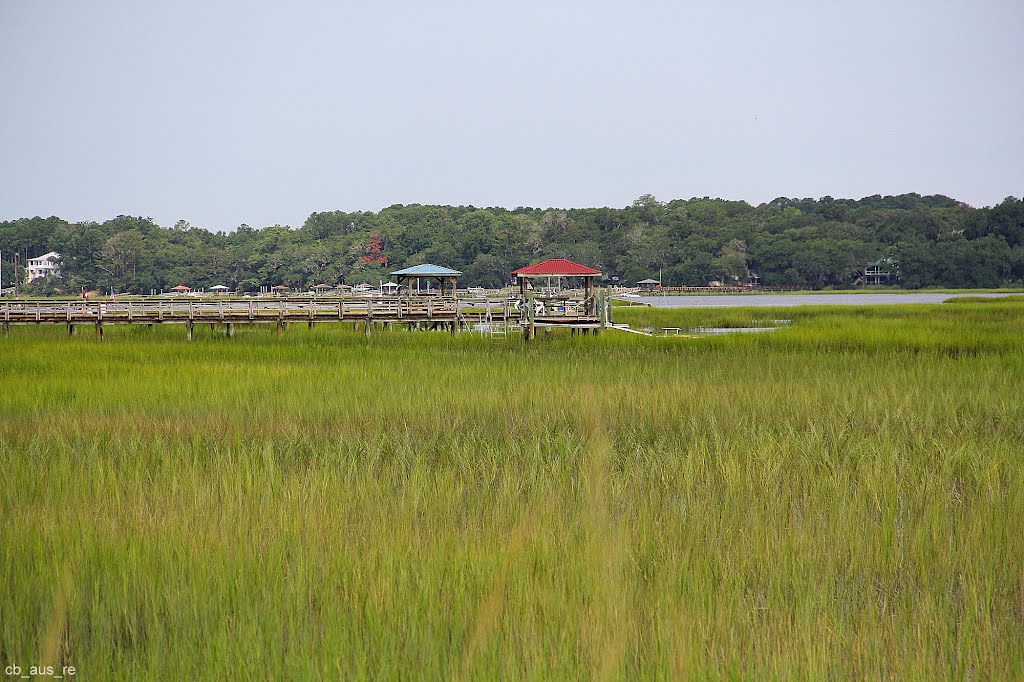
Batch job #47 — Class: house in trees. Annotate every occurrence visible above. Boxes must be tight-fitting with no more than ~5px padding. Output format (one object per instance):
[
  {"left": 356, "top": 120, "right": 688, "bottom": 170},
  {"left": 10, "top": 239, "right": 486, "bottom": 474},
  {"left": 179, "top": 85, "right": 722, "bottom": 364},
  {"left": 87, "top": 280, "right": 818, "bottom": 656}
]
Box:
[
  {"left": 25, "top": 252, "right": 60, "bottom": 284},
  {"left": 858, "top": 257, "right": 898, "bottom": 286}
]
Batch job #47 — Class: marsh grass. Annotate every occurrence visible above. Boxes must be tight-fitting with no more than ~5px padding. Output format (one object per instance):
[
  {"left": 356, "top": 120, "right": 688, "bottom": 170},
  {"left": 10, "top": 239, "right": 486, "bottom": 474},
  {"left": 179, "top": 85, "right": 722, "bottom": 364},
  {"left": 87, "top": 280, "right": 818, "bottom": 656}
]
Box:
[{"left": 1, "top": 303, "right": 1023, "bottom": 679}]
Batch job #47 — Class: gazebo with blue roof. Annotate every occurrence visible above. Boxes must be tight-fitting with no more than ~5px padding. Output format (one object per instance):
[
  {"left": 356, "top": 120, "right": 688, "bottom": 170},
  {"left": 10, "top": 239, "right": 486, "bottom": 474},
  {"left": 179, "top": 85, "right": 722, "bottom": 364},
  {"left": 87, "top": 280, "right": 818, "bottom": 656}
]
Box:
[{"left": 390, "top": 264, "right": 463, "bottom": 297}]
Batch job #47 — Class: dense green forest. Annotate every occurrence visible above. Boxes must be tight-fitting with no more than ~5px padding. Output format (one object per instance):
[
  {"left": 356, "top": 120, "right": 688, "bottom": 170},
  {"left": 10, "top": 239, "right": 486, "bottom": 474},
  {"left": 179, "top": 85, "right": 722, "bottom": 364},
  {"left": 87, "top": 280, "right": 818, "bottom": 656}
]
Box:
[{"left": 2, "top": 194, "right": 1023, "bottom": 293}]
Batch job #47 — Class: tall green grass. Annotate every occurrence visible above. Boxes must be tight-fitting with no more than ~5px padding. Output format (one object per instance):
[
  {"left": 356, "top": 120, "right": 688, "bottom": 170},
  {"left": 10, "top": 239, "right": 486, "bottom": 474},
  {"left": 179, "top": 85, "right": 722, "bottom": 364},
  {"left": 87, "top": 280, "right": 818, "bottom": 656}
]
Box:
[{"left": 1, "top": 304, "right": 1023, "bottom": 679}]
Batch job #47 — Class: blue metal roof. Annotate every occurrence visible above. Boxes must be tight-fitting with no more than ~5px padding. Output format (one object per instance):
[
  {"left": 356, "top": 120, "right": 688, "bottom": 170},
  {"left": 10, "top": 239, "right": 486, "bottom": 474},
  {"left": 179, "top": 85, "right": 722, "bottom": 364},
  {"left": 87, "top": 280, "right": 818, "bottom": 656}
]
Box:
[{"left": 390, "top": 264, "right": 462, "bottom": 276}]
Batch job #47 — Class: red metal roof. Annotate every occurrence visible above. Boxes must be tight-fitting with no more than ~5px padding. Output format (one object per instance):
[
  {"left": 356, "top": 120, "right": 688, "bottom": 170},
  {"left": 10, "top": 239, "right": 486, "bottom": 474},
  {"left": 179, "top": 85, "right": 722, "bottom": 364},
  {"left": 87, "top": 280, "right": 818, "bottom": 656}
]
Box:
[{"left": 511, "top": 258, "right": 601, "bottom": 276}]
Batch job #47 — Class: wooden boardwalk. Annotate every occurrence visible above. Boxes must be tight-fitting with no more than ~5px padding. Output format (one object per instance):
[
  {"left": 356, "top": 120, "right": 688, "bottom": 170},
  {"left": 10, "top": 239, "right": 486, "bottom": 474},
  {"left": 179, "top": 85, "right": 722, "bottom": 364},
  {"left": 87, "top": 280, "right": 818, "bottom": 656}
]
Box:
[{"left": 0, "top": 296, "right": 604, "bottom": 338}]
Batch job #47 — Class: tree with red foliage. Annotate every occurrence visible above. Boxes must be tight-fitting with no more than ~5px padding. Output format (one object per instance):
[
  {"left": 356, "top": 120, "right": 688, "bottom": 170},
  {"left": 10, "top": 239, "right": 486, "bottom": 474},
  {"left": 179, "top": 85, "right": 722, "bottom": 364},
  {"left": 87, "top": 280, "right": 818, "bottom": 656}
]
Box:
[{"left": 359, "top": 229, "right": 388, "bottom": 265}]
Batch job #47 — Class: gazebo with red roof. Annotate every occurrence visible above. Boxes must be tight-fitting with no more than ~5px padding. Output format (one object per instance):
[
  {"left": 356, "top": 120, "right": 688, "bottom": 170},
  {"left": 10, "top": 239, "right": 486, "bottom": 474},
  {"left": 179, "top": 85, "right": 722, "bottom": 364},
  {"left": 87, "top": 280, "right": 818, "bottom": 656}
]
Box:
[
  {"left": 512, "top": 258, "right": 601, "bottom": 305},
  {"left": 511, "top": 258, "right": 604, "bottom": 336}
]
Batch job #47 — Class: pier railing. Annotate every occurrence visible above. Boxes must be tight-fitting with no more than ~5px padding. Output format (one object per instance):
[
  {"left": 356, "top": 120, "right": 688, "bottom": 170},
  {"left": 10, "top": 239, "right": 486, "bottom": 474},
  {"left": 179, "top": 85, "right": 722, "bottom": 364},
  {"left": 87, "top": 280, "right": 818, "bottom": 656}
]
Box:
[{"left": 1, "top": 296, "right": 522, "bottom": 326}]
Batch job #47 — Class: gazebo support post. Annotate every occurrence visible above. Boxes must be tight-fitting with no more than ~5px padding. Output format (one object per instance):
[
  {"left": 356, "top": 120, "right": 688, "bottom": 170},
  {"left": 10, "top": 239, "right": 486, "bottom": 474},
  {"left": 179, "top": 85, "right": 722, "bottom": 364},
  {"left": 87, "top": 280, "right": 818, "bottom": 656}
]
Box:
[{"left": 523, "top": 290, "right": 536, "bottom": 341}]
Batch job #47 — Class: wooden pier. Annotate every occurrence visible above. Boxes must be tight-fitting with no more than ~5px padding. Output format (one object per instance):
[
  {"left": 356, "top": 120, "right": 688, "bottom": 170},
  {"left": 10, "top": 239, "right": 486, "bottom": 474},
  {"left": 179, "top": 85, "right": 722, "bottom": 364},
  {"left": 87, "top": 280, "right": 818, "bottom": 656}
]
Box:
[
  {"left": 0, "top": 295, "right": 628, "bottom": 341},
  {"left": 0, "top": 296, "right": 527, "bottom": 335}
]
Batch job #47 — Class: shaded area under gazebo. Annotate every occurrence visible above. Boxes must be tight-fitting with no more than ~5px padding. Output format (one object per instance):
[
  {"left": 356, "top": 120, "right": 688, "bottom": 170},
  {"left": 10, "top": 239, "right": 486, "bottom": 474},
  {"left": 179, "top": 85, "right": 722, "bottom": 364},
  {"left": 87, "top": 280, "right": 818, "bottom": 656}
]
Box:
[
  {"left": 512, "top": 258, "right": 601, "bottom": 314},
  {"left": 390, "top": 264, "right": 462, "bottom": 297},
  {"left": 511, "top": 258, "right": 605, "bottom": 338}
]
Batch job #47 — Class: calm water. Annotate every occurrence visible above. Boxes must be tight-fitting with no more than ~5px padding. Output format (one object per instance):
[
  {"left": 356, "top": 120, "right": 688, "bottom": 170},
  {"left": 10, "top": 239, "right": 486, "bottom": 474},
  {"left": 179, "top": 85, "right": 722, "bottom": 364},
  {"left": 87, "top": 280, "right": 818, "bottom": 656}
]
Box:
[{"left": 630, "top": 292, "right": 1017, "bottom": 308}]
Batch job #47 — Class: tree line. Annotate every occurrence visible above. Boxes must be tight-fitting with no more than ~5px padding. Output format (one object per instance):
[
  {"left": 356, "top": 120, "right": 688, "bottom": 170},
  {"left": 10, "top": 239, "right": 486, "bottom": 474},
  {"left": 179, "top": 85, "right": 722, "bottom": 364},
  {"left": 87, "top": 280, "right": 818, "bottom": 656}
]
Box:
[{"left": 2, "top": 193, "right": 1023, "bottom": 294}]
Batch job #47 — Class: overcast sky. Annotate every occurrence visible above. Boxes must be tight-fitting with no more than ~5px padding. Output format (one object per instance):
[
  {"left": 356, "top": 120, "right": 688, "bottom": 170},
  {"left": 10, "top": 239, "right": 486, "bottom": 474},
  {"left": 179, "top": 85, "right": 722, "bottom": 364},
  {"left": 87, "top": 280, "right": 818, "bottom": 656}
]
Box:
[{"left": 1, "top": 0, "right": 1021, "bottom": 231}]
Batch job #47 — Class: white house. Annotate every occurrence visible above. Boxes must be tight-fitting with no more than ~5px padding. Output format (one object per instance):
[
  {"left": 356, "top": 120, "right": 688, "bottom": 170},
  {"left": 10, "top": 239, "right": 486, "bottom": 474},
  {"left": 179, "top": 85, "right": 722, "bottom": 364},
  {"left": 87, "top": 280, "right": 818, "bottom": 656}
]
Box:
[{"left": 26, "top": 251, "right": 60, "bottom": 284}]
